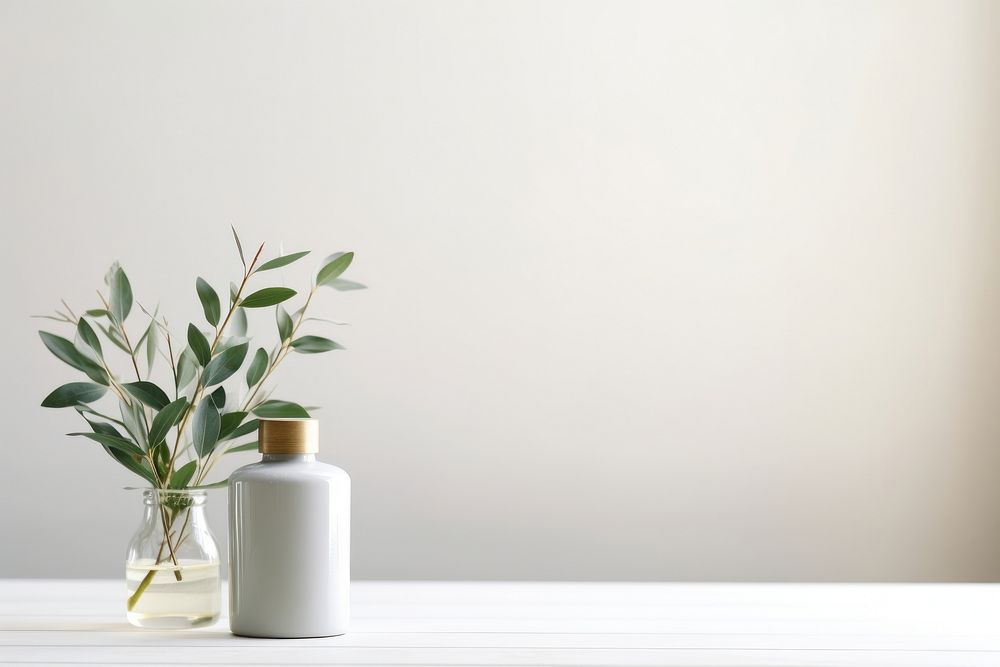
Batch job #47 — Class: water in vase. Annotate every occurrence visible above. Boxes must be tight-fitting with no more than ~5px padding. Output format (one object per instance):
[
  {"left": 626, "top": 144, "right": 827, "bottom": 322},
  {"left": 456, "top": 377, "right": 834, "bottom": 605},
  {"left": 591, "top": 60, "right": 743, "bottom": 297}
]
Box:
[{"left": 126, "top": 559, "right": 221, "bottom": 628}]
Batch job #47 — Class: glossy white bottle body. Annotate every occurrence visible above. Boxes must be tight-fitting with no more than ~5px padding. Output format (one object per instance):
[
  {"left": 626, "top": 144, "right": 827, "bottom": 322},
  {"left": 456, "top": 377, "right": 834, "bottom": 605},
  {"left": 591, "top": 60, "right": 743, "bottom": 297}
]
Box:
[{"left": 228, "top": 454, "right": 350, "bottom": 637}]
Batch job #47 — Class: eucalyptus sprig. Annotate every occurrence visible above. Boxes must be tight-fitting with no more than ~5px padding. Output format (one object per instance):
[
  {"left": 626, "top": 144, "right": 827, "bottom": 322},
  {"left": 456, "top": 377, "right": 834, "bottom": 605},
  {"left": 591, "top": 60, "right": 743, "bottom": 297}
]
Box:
[{"left": 35, "top": 228, "right": 363, "bottom": 608}]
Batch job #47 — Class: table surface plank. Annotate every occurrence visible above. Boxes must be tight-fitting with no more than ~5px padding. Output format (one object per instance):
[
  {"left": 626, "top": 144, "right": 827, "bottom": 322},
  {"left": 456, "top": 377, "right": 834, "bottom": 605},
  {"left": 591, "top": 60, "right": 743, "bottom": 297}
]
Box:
[{"left": 2, "top": 580, "right": 999, "bottom": 666}]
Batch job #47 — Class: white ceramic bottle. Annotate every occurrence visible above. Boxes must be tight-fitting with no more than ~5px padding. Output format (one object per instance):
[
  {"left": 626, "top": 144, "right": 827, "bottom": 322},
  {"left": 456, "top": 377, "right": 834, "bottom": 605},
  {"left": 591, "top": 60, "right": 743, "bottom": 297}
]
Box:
[{"left": 228, "top": 418, "right": 350, "bottom": 637}]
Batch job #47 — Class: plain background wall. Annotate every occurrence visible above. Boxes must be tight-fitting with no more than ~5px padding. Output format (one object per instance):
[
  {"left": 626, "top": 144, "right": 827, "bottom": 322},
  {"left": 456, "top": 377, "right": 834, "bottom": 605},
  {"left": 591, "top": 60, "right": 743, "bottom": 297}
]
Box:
[{"left": 2, "top": 0, "right": 999, "bottom": 580}]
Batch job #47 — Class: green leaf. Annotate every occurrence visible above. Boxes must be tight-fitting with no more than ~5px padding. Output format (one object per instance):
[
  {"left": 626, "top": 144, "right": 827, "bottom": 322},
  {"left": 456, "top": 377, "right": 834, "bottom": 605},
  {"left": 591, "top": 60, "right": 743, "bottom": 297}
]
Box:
[
  {"left": 187, "top": 324, "right": 211, "bottom": 366},
  {"left": 203, "top": 342, "right": 249, "bottom": 386},
  {"left": 96, "top": 322, "right": 130, "bottom": 354},
  {"left": 86, "top": 419, "right": 154, "bottom": 484},
  {"left": 68, "top": 431, "right": 145, "bottom": 457},
  {"left": 211, "top": 386, "right": 226, "bottom": 409},
  {"left": 76, "top": 319, "right": 103, "bottom": 359},
  {"left": 219, "top": 411, "right": 248, "bottom": 439},
  {"left": 169, "top": 461, "right": 198, "bottom": 489},
  {"left": 148, "top": 397, "right": 188, "bottom": 446},
  {"left": 74, "top": 332, "right": 100, "bottom": 366},
  {"left": 255, "top": 251, "right": 310, "bottom": 273},
  {"left": 189, "top": 479, "right": 229, "bottom": 489},
  {"left": 192, "top": 397, "right": 221, "bottom": 458},
  {"left": 240, "top": 287, "right": 297, "bottom": 309},
  {"left": 151, "top": 441, "right": 170, "bottom": 481},
  {"left": 252, "top": 400, "right": 310, "bottom": 418},
  {"left": 40, "top": 331, "right": 86, "bottom": 367},
  {"left": 122, "top": 381, "right": 170, "bottom": 410},
  {"left": 86, "top": 417, "right": 121, "bottom": 437},
  {"left": 276, "top": 305, "right": 293, "bottom": 341},
  {"left": 246, "top": 348, "right": 268, "bottom": 387},
  {"left": 176, "top": 348, "right": 197, "bottom": 390},
  {"left": 128, "top": 465, "right": 157, "bottom": 486},
  {"left": 226, "top": 417, "right": 259, "bottom": 440},
  {"left": 196, "top": 277, "right": 221, "bottom": 326},
  {"left": 135, "top": 318, "right": 150, "bottom": 348},
  {"left": 291, "top": 336, "right": 343, "bottom": 354},
  {"left": 103, "top": 262, "right": 120, "bottom": 287},
  {"left": 230, "top": 307, "right": 248, "bottom": 337},
  {"left": 86, "top": 418, "right": 156, "bottom": 485},
  {"left": 86, "top": 308, "right": 110, "bottom": 318},
  {"left": 232, "top": 225, "right": 246, "bottom": 268},
  {"left": 317, "top": 252, "right": 354, "bottom": 286},
  {"left": 41, "top": 382, "right": 107, "bottom": 408},
  {"left": 121, "top": 401, "right": 149, "bottom": 451},
  {"left": 39, "top": 331, "right": 109, "bottom": 385},
  {"left": 142, "top": 320, "right": 157, "bottom": 374},
  {"left": 216, "top": 334, "right": 249, "bottom": 353},
  {"left": 74, "top": 403, "right": 125, "bottom": 425},
  {"left": 109, "top": 266, "right": 133, "bottom": 323},
  {"left": 327, "top": 278, "right": 367, "bottom": 291},
  {"left": 226, "top": 441, "right": 259, "bottom": 454}
]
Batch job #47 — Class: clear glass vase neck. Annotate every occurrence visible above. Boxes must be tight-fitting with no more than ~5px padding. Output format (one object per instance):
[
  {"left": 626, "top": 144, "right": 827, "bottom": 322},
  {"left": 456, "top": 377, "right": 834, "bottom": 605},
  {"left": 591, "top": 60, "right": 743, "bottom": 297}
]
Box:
[{"left": 141, "top": 488, "right": 209, "bottom": 506}]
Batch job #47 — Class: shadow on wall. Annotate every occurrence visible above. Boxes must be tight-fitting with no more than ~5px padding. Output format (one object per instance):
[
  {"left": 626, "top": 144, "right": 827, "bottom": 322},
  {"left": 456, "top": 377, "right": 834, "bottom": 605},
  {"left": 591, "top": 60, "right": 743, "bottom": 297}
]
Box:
[{"left": 950, "top": 0, "right": 1000, "bottom": 580}]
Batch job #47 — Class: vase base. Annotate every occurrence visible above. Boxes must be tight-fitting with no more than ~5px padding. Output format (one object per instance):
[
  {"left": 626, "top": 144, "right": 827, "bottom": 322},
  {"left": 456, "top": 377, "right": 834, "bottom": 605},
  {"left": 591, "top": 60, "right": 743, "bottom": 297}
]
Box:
[{"left": 127, "top": 611, "right": 220, "bottom": 629}]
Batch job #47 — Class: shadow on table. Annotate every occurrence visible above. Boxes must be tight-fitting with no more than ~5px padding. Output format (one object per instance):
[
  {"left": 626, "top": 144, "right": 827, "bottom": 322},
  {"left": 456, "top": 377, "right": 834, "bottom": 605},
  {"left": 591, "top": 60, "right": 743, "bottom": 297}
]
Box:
[{"left": 3, "top": 617, "right": 233, "bottom": 637}]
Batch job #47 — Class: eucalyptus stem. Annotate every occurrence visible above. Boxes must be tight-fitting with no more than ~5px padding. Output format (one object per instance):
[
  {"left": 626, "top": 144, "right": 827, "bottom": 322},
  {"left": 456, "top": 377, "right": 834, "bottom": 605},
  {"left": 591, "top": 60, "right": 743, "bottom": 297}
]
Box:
[
  {"left": 195, "top": 286, "right": 317, "bottom": 485},
  {"left": 37, "top": 233, "right": 361, "bottom": 619},
  {"left": 118, "top": 320, "right": 143, "bottom": 384},
  {"left": 165, "top": 243, "right": 264, "bottom": 484},
  {"left": 130, "top": 241, "right": 265, "bottom": 598},
  {"left": 127, "top": 521, "right": 181, "bottom": 611},
  {"left": 126, "top": 569, "right": 156, "bottom": 611},
  {"left": 96, "top": 293, "right": 154, "bottom": 441},
  {"left": 99, "top": 300, "right": 180, "bottom": 589},
  {"left": 165, "top": 331, "right": 178, "bottom": 400},
  {"left": 156, "top": 505, "right": 182, "bottom": 580}
]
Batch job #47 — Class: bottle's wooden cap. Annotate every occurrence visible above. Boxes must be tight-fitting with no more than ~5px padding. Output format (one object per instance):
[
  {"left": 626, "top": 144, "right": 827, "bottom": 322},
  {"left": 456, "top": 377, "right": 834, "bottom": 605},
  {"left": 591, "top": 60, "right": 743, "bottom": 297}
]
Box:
[{"left": 258, "top": 418, "right": 319, "bottom": 454}]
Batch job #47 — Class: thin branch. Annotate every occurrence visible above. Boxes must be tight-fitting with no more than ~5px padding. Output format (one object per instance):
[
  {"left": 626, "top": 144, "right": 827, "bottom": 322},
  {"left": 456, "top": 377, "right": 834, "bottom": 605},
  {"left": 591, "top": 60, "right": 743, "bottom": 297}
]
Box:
[
  {"left": 195, "top": 285, "right": 317, "bottom": 486},
  {"left": 60, "top": 299, "right": 77, "bottom": 320},
  {"left": 31, "top": 313, "right": 74, "bottom": 323},
  {"left": 165, "top": 243, "right": 264, "bottom": 484},
  {"left": 165, "top": 330, "right": 178, "bottom": 400}
]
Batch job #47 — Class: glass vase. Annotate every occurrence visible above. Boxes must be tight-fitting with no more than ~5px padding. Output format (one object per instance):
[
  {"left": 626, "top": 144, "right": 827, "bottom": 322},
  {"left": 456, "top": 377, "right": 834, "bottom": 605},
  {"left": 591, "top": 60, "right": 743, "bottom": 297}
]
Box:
[{"left": 125, "top": 489, "right": 221, "bottom": 628}]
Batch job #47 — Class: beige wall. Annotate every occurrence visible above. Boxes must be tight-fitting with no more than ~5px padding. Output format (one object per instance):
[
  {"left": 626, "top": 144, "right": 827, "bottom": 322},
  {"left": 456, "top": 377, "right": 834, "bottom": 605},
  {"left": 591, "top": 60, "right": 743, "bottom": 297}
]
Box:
[{"left": 2, "top": 0, "right": 999, "bottom": 580}]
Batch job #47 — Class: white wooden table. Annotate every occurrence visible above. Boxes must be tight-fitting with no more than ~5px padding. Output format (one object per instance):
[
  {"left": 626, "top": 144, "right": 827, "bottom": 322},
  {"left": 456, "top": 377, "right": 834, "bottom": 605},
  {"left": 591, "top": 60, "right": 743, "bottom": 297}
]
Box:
[{"left": 2, "top": 580, "right": 1000, "bottom": 666}]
